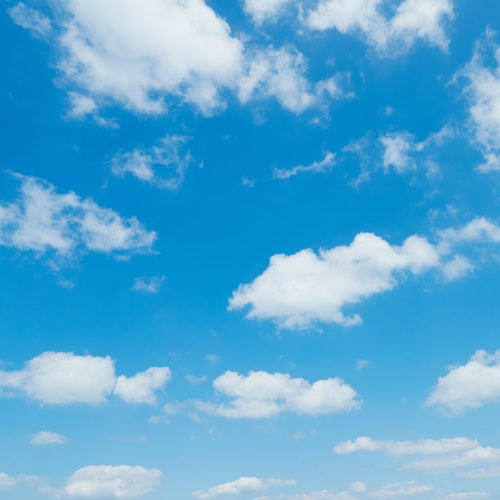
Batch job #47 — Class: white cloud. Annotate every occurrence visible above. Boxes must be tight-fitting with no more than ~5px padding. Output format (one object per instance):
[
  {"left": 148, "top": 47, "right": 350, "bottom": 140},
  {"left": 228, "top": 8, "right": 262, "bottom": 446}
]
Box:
[
  {"left": 0, "top": 352, "right": 170, "bottom": 406},
  {"left": 111, "top": 135, "right": 193, "bottom": 189},
  {"left": 368, "top": 481, "right": 433, "bottom": 498},
  {"left": 356, "top": 360, "right": 370, "bottom": 370},
  {"left": 0, "top": 473, "right": 17, "bottom": 491},
  {"left": 255, "top": 492, "right": 355, "bottom": 500},
  {"left": 273, "top": 152, "right": 335, "bottom": 179},
  {"left": 334, "top": 436, "right": 478, "bottom": 456},
  {"left": 195, "top": 370, "right": 360, "bottom": 418},
  {"left": 64, "top": 465, "right": 162, "bottom": 498},
  {"left": 456, "top": 32, "right": 500, "bottom": 172},
  {"left": 114, "top": 367, "right": 171, "bottom": 404},
  {"left": 185, "top": 374, "right": 207, "bottom": 385},
  {"left": 192, "top": 477, "right": 295, "bottom": 499},
  {"left": 438, "top": 217, "right": 500, "bottom": 247},
  {"left": 132, "top": 275, "right": 166, "bottom": 293},
  {"left": 305, "top": 0, "right": 453, "bottom": 54},
  {"left": 229, "top": 231, "right": 440, "bottom": 328},
  {"left": 465, "top": 465, "right": 500, "bottom": 479},
  {"left": 0, "top": 174, "right": 155, "bottom": 265},
  {"left": 8, "top": 3, "right": 52, "bottom": 37},
  {"left": 439, "top": 494, "right": 490, "bottom": 500},
  {"left": 243, "top": 0, "right": 291, "bottom": 24},
  {"left": 30, "top": 431, "right": 67, "bottom": 446},
  {"left": 425, "top": 349, "right": 500, "bottom": 415}
]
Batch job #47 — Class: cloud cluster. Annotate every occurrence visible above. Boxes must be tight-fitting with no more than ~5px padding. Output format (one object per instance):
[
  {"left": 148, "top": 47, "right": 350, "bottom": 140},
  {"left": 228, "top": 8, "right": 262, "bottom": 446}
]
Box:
[
  {"left": 195, "top": 370, "right": 360, "bottom": 418},
  {"left": 334, "top": 435, "right": 500, "bottom": 473},
  {"left": 425, "top": 349, "right": 500, "bottom": 415},
  {"left": 0, "top": 174, "right": 155, "bottom": 265},
  {"left": 193, "top": 477, "right": 295, "bottom": 499},
  {"left": 0, "top": 352, "right": 170, "bottom": 406},
  {"left": 64, "top": 465, "right": 162, "bottom": 498},
  {"left": 305, "top": 0, "right": 454, "bottom": 53}
]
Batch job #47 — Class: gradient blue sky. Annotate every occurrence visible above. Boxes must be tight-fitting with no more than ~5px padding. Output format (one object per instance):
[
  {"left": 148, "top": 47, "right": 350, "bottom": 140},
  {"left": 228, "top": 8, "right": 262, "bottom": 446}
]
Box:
[{"left": 2, "top": 1, "right": 500, "bottom": 499}]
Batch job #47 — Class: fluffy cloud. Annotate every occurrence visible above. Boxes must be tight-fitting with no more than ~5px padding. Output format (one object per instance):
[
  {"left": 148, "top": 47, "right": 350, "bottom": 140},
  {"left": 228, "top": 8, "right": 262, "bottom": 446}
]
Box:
[
  {"left": 0, "top": 352, "right": 170, "bottom": 406},
  {"left": 425, "top": 350, "right": 500, "bottom": 415},
  {"left": 192, "top": 477, "right": 295, "bottom": 499},
  {"left": 114, "top": 367, "right": 171, "bottom": 404},
  {"left": 8, "top": 2, "right": 52, "bottom": 37},
  {"left": 334, "top": 437, "right": 478, "bottom": 456},
  {"left": 273, "top": 152, "right": 335, "bottom": 179},
  {"left": 30, "top": 431, "right": 67, "bottom": 446},
  {"left": 305, "top": 0, "right": 453, "bottom": 53},
  {"left": 465, "top": 465, "right": 500, "bottom": 479},
  {"left": 111, "top": 135, "right": 193, "bottom": 189},
  {"left": 456, "top": 32, "right": 500, "bottom": 172},
  {"left": 64, "top": 465, "right": 162, "bottom": 498},
  {"left": 195, "top": 370, "right": 360, "bottom": 418},
  {"left": 243, "top": 0, "right": 291, "bottom": 24},
  {"left": 0, "top": 174, "right": 155, "bottom": 265},
  {"left": 131, "top": 275, "right": 166, "bottom": 293},
  {"left": 229, "top": 231, "right": 439, "bottom": 328}
]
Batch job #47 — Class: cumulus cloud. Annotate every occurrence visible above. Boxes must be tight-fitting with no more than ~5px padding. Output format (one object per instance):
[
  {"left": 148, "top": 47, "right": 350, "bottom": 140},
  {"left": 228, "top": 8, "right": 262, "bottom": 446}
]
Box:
[
  {"left": 111, "top": 135, "right": 193, "bottom": 189},
  {"left": 8, "top": 3, "right": 52, "bottom": 37},
  {"left": 425, "top": 349, "right": 500, "bottom": 415},
  {"left": 273, "top": 152, "right": 335, "bottom": 179},
  {"left": 64, "top": 465, "right": 162, "bottom": 498},
  {"left": 242, "top": 0, "right": 291, "bottom": 24},
  {"left": 305, "top": 0, "right": 453, "bottom": 54},
  {"left": 194, "top": 370, "right": 360, "bottom": 418},
  {"left": 114, "top": 367, "right": 171, "bottom": 404},
  {"left": 456, "top": 32, "right": 500, "bottom": 172},
  {"left": 192, "top": 477, "right": 295, "bottom": 499},
  {"left": 30, "top": 431, "right": 67, "bottom": 446},
  {"left": 0, "top": 352, "right": 170, "bottom": 406},
  {"left": 131, "top": 275, "right": 166, "bottom": 293},
  {"left": 0, "top": 174, "right": 155, "bottom": 266},
  {"left": 229, "top": 231, "right": 440, "bottom": 328},
  {"left": 334, "top": 437, "right": 478, "bottom": 456},
  {"left": 465, "top": 465, "right": 500, "bottom": 479}
]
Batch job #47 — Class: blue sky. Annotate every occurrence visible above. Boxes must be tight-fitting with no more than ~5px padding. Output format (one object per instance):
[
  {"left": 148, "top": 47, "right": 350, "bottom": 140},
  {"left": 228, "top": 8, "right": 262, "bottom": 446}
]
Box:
[{"left": 1, "top": 0, "right": 500, "bottom": 499}]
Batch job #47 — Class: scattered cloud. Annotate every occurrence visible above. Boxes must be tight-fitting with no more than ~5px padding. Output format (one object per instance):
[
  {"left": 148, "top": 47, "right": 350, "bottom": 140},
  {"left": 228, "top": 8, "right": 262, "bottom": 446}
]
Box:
[
  {"left": 241, "top": 177, "right": 256, "bottom": 188},
  {"left": 30, "top": 431, "right": 67, "bottom": 446},
  {"left": 273, "top": 152, "right": 335, "bottom": 180},
  {"left": 0, "top": 473, "right": 17, "bottom": 491},
  {"left": 8, "top": 3, "right": 52, "bottom": 37},
  {"left": 465, "top": 465, "right": 500, "bottom": 479},
  {"left": 355, "top": 359, "right": 370, "bottom": 370},
  {"left": 0, "top": 352, "right": 170, "bottom": 406},
  {"left": 0, "top": 174, "right": 156, "bottom": 266},
  {"left": 206, "top": 354, "right": 219, "bottom": 363},
  {"left": 368, "top": 481, "right": 433, "bottom": 498},
  {"left": 111, "top": 135, "right": 193, "bottom": 189},
  {"left": 439, "top": 494, "right": 490, "bottom": 500},
  {"left": 425, "top": 349, "right": 500, "bottom": 415},
  {"left": 185, "top": 374, "right": 207, "bottom": 385},
  {"left": 132, "top": 275, "right": 166, "bottom": 293},
  {"left": 192, "top": 477, "right": 295, "bottom": 499},
  {"left": 194, "top": 370, "right": 360, "bottom": 418},
  {"left": 64, "top": 465, "right": 162, "bottom": 498},
  {"left": 305, "top": 0, "right": 454, "bottom": 54},
  {"left": 456, "top": 31, "right": 500, "bottom": 172},
  {"left": 242, "top": 0, "right": 291, "bottom": 24}
]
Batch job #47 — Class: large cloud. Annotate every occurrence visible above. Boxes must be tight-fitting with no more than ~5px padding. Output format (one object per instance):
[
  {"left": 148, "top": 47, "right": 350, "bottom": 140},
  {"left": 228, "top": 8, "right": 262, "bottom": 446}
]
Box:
[
  {"left": 192, "top": 477, "right": 295, "bottom": 499},
  {"left": 64, "top": 465, "right": 162, "bottom": 498},
  {"left": 305, "top": 0, "right": 453, "bottom": 54},
  {"left": 194, "top": 370, "right": 360, "bottom": 418},
  {"left": 0, "top": 174, "right": 155, "bottom": 264},
  {"left": 425, "top": 349, "right": 500, "bottom": 415},
  {"left": 0, "top": 352, "right": 170, "bottom": 406}
]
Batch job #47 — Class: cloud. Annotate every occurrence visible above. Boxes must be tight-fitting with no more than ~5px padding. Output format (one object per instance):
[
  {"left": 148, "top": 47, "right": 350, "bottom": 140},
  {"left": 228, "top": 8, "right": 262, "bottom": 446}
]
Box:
[
  {"left": 305, "top": 0, "right": 453, "bottom": 54},
  {"left": 194, "top": 370, "right": 360, "bottom": 418},
  {"left": 368, "top": 481, "right": 433, "bottom": 498},
  {"left": 0, "top": 473, "right": 17, "bottom": 491},
  {"left": 242, "top": 0, "right": 291, "bottom": 24},
  {"left": 465, "top": 465, "right": 500, "bottom": 479},
  {"left": 425, "top": 349, "right": 500, "bottom": 415},
  {"left": 30, "top": 431, "right": 67, "bottom": 446},
  {"left": 0, "top": 174, "right": 155, "bottom": 266},
  {"left": 456, "top": 31, "right": 500, "bottom": 172},
  {"left": 229, "top": 231, "right": 440, "bottom": 328},
  {"left": 132, "top": 275, "right": 166, "bottom": 293},
  {"left": 64, "top": 465, "right": 162, "bottom": 498},
  {"left": 8, "top": 3, "right": 52, "bottom": 37},
  {"left": 111, "top": 135, "right": 193, "bottom": 189},
  {"left": 0, "top": 352, "right": 170, "bottom": 406},
  {"left": 273, "top": 152, "right": 335, "bottom": 179},
  {"left": 192, "top": 477, "right": 295, "bottom": 499},
  {"left": 439, "top": 494, "right": 490, "bottom": 500},
  {"left": 114, "top": 367, "right": 171, "bottom": 404},
  {"left": 333, "top": 437, "right": 478, "bottom": 456}
]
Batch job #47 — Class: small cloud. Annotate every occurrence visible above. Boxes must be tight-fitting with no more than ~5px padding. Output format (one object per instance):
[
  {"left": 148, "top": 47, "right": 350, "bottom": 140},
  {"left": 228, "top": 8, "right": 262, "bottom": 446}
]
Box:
[
  {"left": 241, "top": 177, "right": 255, "bottom": 188},
  {"left": 30, "top": 431, "right": 67, "bottom": 446},
  {"left": 356, "top": 359, "right": 370, "bottom": 370},
  {"left": 205, "top": 354, "right": 219, "bottom": 363},
  {"left": 132, "top": 275, "right": 166, "bottom": 294},
  {"left": 273, "top": 151, "right": 335, "bottom": 180},
  {"left": 185, "top": 374, "right": 207, "bottom": 385},
  {"left": 8, "top": 2, "right": 52, "bottom": 37}
]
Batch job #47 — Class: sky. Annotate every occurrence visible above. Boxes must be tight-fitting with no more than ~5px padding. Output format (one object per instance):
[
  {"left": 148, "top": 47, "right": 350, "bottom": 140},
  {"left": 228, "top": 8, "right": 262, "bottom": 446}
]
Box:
[{"left": 1, "top": 0, "right": 500, "bottom": 499}]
